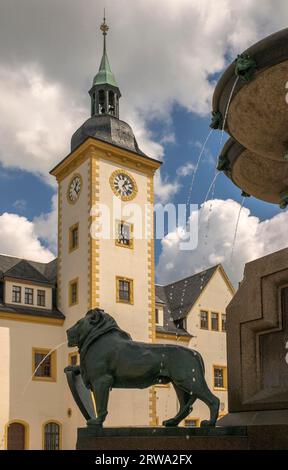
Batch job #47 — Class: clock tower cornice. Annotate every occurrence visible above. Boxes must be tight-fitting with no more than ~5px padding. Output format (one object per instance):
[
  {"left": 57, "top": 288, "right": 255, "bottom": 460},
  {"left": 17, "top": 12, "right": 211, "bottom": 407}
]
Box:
[{"left": 50, "top": 137, "right": 161, "bottom": 182}]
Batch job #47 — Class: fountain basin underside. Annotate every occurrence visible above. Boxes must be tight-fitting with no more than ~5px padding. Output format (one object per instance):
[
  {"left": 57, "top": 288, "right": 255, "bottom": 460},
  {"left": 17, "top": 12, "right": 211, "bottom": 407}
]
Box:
[{"left": 221, "top": 138, "right": 288, "bottom": 204}]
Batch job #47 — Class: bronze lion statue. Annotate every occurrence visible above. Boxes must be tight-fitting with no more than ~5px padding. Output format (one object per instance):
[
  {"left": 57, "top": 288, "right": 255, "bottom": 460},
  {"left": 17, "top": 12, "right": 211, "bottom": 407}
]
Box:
[{"left": 66, "top": 308, "right": 220, "bottom": 427}]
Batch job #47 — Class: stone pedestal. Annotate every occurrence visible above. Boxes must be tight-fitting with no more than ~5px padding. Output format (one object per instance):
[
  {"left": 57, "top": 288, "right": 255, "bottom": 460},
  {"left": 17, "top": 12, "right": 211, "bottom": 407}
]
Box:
[
  {"left": 76, "top": 425, "right": 288, "bottom": 450},
  {"left": 218, "top": 248, "right": 288, "bottom": 427}
]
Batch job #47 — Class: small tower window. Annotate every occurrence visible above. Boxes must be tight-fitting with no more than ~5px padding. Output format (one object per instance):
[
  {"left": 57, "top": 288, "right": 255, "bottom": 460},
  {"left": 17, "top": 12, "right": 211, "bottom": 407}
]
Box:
[
  {"left": 108, "top": 91, "right": 115, "bottom": 115},
  {"left": 98, "top": 90, "right": 105, "bottom": 114}
]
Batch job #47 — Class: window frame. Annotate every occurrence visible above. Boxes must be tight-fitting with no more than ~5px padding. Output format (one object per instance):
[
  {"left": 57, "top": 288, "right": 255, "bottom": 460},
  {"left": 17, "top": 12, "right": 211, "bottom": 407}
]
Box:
[
  {"left": 37, "top": 289, "right": 46, "bottom": 307},
  {"left": 32, "top": 347, "right": 57, "bottom": 382},
  {"left": 69, "top": 278, "right": 79, "bottom": 307},
  {"left": 69, "top": 223, "right": 79, "bottom": 253},
  {"left": 221, "top": 313, "right": 227, "bottom": 332},
  {"left": 175, "top": 317, "right": 187, "bottom": 330},
  {"left": 211, "top": 311, "right": 220, "bottom": 331},
  {"left": 12, "top": 285, "right": 21, "bottom": 303},
  {"left": 200, "top": 310, "right": 209, "bottom": 330},
  {"left": 42, "top": 421, "right": 62, "bottom": 450},
  {"left": 116, "top": 276, "right": 134, "bottom": 304},
  {"left": 115, "top": 220, "right": 134, "bottom": 249},
  {"left": 5, "top": 420, "right": 29, "bottom": 450},
  {"left": 68, "top": 352, "right": 79, "bottom": 366},
  {"left": 24, "top": 287, "right": 34, "bottom": 305},
  {"left": 213, "top": 365, "right": 228, "bottom": 391},
  {"left": 184, "top": 418, "right": 200, "bottom": 428}
]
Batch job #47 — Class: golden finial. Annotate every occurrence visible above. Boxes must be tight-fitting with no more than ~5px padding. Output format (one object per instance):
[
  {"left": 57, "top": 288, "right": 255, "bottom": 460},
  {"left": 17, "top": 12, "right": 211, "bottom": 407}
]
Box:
[{"left": 100, "top": 9, "right": 109, "bottom": 36}]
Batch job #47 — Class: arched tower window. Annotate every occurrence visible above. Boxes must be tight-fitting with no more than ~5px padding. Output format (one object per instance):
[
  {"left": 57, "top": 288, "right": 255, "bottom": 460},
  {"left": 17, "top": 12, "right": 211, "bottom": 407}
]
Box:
[
  {"left": 6, "top": 421, "right": 29, "bottom": 450},
  {"left": 43, "top": 421, "right": 61, "bottom": 450},
  {"left": 108, "top": 90, "right": 115, "bottom": 115},
  {"left": 98, "top": 90, "right": 105, "bottom": 114}
]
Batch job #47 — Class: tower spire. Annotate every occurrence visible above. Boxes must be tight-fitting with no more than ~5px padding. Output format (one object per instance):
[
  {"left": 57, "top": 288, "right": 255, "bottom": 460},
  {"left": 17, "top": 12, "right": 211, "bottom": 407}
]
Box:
[
  {"left": 89, "top": 13, "right": 121, "bottom": 117},
  {"left": 100, "top": 9, "right": 109, "bottom": 55}
]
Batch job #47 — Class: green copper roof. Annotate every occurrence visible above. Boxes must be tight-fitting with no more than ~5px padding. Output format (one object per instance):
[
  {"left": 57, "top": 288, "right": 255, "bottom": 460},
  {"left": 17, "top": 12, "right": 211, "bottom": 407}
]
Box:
[{"left": 93, "top": 51, "right": 119, "bottom": 88}]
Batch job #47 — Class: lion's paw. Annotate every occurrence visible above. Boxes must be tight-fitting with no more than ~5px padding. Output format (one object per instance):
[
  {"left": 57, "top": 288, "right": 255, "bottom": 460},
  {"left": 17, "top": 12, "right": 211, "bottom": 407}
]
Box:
[
  {"left": 200, "top": 420, "right": 214, "bottom": 428},
  {"left": 162, "top": 418, "right": 178, "bottom": 427}
]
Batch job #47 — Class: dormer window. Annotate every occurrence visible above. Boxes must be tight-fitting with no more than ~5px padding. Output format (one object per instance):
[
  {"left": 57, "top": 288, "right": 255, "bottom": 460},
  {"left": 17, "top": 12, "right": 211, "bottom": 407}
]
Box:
[
  {"left": 37, "top": 290, "right": 46, "bottom": 307},
  {"left": 175, "top": 318, "right": 187, "bottom": 330},
  {"left": 12, "top": 285, "right": 21, "bottom": 303},
  {"left": 25, "top": 288, "right": 33, "bottom": 305},
  {"left": 155, "top": 306, "right": 164, "bottom": 326}
]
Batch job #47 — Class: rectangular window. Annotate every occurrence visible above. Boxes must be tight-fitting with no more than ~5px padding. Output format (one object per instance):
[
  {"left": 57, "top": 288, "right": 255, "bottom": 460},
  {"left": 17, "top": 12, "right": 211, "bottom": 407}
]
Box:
[
  {"left": 185, "top": 419, "right": 200, "bottom": 428},
  {"left": 200, "top": 310, "right": 209, "bottom": 329},
  {"left": 69, "top": 223, "right": 79, "bottom": 252},
  {"left": 68, "top": 352, "right": 78, "bottom": 366},
  {"left": 32, "top": 348, "right": 56, "bottom": 381},
  {"left": 25, "top": 288, "right": 33, "bottom": 305},
  {"left": 175, "top": 318, "right": 187, "bottom": 330},
  {"left": 211, "top": 312, "right": 219, "bottom": 331},
  {"left": 12, "top": 285, "right": 21, "bottom": 303},
  {"left": 155, "top": 308, "right": 159, "bottom": 324},
  {"left": 69, "top": 279, "right": 78, "bottom": 306},
  {"left": 115, "top": 221, "right": 133, "bottom": 248},
  {"left": 116, "top": 277, "right": 133, "bottom": 304},
  {"left": 213, "top": 366, "right": 227, "bottom": 390},
  {"left": 222, "top": 314, "right": 227, "bottom": 332},
  {"left": 37, "top": 289, "right": 46, "bottom": 307}
]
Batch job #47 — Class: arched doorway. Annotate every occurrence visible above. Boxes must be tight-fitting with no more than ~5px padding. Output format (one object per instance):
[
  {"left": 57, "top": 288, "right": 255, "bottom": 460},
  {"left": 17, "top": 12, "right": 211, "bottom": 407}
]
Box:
[{"left": 6, "top": 421, "right": 28, "bottom": 450}]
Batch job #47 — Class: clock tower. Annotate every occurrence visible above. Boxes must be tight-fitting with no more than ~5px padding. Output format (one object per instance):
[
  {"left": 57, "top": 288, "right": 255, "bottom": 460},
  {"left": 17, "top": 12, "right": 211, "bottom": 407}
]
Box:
[{"left": 50, "top": 17, "right": 161, "bottom": 427}]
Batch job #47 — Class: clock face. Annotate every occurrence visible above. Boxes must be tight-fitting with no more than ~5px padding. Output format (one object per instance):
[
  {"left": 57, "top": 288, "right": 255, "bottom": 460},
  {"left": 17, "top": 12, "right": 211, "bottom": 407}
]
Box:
[
  {"left": 110, "top": 170, "right": 137, "bottom": 201},
  {"left": 67, "top": 174, "right": 82, "bottom": 203}
]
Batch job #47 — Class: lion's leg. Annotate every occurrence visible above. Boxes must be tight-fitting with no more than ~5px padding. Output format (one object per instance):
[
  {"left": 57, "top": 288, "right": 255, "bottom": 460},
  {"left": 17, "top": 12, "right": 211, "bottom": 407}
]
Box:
[
  {"left": 197, "top": 385, "right": 220, "bottom": 427},
  {"left": 163, "top": 385, "right": 196, "bottom": 427},
  {"left": 87, "top": 375, "right": 113, "bottom": 427}
]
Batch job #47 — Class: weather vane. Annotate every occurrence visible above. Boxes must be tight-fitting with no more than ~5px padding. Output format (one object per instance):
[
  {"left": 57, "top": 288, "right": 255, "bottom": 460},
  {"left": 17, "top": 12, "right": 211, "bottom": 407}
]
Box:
[{"left": 100, "top": 8, "right": 109, "bottom": 36}]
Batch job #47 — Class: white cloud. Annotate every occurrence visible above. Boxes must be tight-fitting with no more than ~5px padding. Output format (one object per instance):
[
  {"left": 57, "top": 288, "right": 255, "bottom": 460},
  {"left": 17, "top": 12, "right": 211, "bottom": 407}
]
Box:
[
  {"left": 33, "top": 194, "right": 58, "bottom": 254},
  {"left": 177, "top": 162, "right": 195, "bottom": 177},
  {"left": 0, "top": 212, "right": 54, "bottom": 262},
  {"left": 154, "top": 172, "right": 181, "bottom": 204},
  {"left": 156, "top": 199, "right": 288, "bottom": 286},
  {"left": 0, "top": 64, "right": 85, "bottom": 182}
]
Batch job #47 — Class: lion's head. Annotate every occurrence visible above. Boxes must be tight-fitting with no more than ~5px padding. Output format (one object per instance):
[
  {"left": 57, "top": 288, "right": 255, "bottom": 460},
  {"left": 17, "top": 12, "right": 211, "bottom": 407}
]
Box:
[{"left": 66, "top": 308, "right": 131, "bottom": 350}]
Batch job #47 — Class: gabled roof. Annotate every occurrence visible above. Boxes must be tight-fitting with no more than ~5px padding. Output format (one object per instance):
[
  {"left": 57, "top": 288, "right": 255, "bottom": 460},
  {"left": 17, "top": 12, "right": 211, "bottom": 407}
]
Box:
[
  {"left": 0, "top": 254, "right": 63, "bottom": 322},
  {"left": 162, "top": 265, "right": 219, "bottom": 321},
  {"left": 0, "top": 254, "right": 57, "bottom": 285},
  {"left": 155, "top": 284, "right": 191, "bottom": 338},
  {"left": 155, "top": 264, "right": 233, "bottom": 338},
  {"left": 4, "top": 259, "right": 53, "bottom": 286}
]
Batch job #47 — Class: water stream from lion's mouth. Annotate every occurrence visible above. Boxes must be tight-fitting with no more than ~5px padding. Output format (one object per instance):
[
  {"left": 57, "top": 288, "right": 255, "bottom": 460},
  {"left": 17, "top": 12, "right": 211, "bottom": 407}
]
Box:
[
  {"left": 230, "top": 196, "right": 245, "bottom": 264},
  {"left": 22, "top": 341, "right": 67, "bottom": 394}
]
